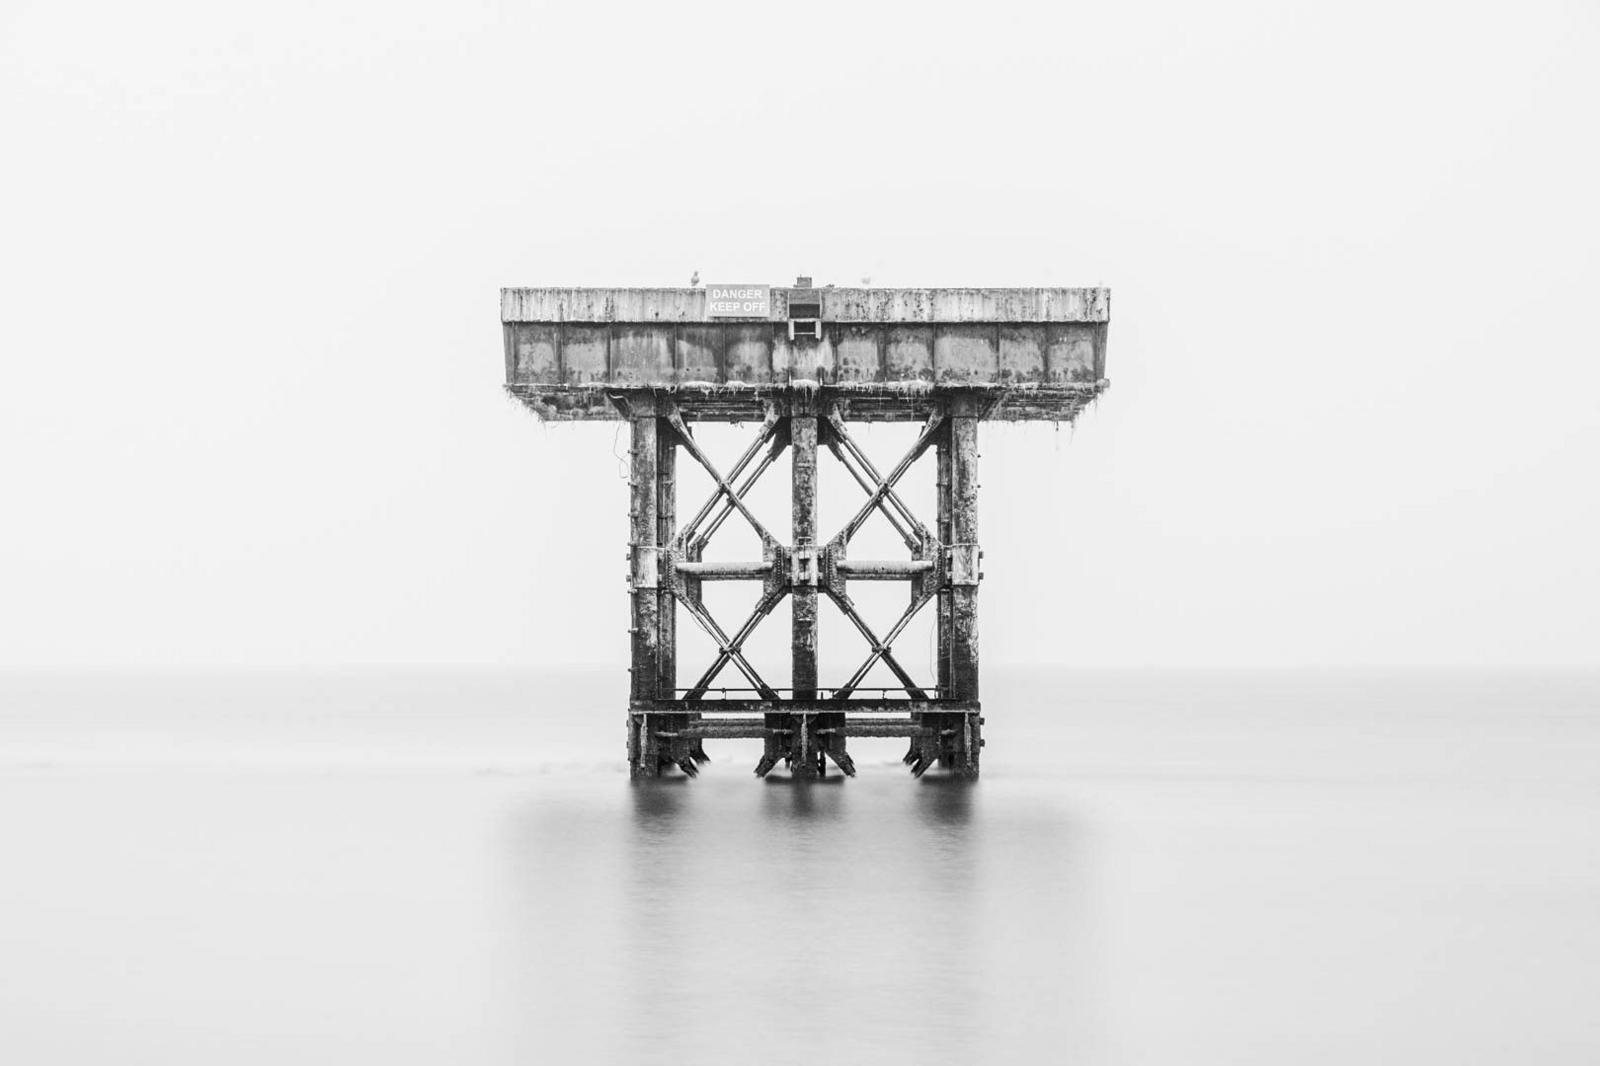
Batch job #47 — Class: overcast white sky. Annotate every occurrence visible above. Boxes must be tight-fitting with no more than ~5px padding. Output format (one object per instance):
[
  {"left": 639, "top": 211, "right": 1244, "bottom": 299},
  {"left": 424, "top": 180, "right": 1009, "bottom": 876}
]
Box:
[{"left": 2, "top": 0, "right": 1596, "bottom": 671}]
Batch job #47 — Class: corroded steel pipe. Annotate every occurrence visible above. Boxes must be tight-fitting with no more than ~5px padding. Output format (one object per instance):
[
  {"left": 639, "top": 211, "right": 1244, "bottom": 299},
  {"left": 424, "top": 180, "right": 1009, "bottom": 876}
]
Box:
[
  {"left": 674, "top": 560, "right": 770, "bottom": 580},
  {"left": 836, "top": 559, "right": 934, "bottom": 579}
]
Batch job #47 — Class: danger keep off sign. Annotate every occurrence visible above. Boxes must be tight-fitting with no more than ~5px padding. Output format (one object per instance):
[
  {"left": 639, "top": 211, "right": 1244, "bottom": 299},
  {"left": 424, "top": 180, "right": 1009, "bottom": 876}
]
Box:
[{"left": 705, "top": 285, "right": 771, "bottom": 318}]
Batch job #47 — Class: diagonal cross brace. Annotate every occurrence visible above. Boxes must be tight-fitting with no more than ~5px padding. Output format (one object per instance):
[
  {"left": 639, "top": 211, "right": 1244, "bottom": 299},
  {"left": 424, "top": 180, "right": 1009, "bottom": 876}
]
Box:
[
  {"left": 825, "top": 432, "right": 917, "bottom": 550},
  {"left": 658, "top": 406, "right": 948, "bottom": 708},
  {"left": 827, "top": 410, "right": 943, "bottom": 548},
  {"left": 690, "top": 426, "right": 787, "bottom": 556},
  {"left": 827, "top": 587, "right": 936, "bottom": 700},
  {"left": 672, "top": 408, "right": 781, "bottom": 551},
  {"left": 675, "top": 585, "right": 786, "bottom": 700},
  {"left": 826, "top": 410, "right": 930, "bottom": 545}
]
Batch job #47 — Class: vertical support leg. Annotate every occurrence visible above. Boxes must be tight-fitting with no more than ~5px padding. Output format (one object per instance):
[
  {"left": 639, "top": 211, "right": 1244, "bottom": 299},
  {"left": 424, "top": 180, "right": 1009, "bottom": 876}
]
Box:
[
  {"left": 789, "top": 409, "right": 820, "bottom": 778},
  {"left": 948, "top": 399, "right": 982, "bottom": 778},
  {"left": 791, "top": 410, "right": 819, "bottom": 700},
  {"left": 655, "top": 423, "right": 701, "bottom": 766},
  {"left": 949, "top": 408, "right": 980, "bottom": 704},
  {"left": 912, "top": 420, "right": 954, "bottom": 772},
  {"left": 935, "top": 420, "right": 954, "bottom": 695},
  {"left": 629, "top": 408, "right": 662, "bottom": 778},
  {"left": 656, "top": 422, "right": 676, "bottom": 702},
  {"left": 913, "top": 416, "right": 975, "bottom": 777}
]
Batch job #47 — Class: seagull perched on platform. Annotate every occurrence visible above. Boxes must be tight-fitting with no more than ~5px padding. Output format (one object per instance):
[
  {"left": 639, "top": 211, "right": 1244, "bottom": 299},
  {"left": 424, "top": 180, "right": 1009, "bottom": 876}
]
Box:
[{"left": 690, "top": 271, "right": 700, "bottom": 287}]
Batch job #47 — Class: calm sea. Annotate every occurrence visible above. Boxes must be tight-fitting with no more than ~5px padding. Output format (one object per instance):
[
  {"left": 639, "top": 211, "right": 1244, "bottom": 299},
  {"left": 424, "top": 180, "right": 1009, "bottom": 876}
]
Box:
[{"left": 2, "top": 668, "right": 1597, "bottom": 1063}]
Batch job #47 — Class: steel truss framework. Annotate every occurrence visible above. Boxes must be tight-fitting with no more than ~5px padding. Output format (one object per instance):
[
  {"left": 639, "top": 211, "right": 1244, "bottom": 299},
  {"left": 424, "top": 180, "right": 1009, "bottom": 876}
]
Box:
[{"left": 623, "top": 391, "right": 984, "bottom": 779}]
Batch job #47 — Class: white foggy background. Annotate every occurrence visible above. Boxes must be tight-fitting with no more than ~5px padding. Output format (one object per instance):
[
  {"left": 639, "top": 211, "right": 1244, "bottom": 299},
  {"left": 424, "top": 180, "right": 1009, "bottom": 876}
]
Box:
[{"left": 2, "top": 0, "right": 1596, "bottom": 672}]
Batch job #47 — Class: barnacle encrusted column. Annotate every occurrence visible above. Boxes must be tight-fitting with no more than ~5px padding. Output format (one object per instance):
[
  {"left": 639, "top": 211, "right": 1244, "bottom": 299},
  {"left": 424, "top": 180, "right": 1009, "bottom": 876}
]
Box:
[
  {"left": 626, "top": 402, "right": 660, "bottom": 775},
  {"left": 915, "top": 392, "right": 983, "bottom": 778},
  {"left": 945, "top": 395, "right": 983, "bottom": 777},
  {"left": 655, "top": 409, "right": 677, "bottom": 709},
  {"left": 788, "top": 400, "right": 821, "bottom": 777},
  {"left": 949, "top": 396, "right": 981, "bottom": 705},
  {"left": 627, "top": 397, "right": 699, "bottom": 778},
  {"left": 791, "top": 404, "right": 819, "bottom": 702}
]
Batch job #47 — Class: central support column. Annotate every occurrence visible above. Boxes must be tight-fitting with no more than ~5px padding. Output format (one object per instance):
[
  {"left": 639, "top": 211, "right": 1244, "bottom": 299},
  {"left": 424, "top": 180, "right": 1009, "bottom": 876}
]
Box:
[
  {"left": 788, "top": 404, "right": 821, "bottom": 778},
  {"left": 791, "top": 410, "right": 819, "bottom": 700}
]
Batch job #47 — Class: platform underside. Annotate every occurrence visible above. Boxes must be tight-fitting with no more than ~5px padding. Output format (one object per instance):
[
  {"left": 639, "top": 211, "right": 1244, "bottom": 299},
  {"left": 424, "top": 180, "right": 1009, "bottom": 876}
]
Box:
[{"left": 506, "top": 381, "right": 1106, "bottom": 423}]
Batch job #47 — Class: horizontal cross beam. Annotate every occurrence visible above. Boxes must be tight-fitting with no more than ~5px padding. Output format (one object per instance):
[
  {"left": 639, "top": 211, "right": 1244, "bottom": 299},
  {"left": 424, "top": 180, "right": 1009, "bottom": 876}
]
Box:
[{"left": 673, "top": 557, "right": 933, "bottom": 581}]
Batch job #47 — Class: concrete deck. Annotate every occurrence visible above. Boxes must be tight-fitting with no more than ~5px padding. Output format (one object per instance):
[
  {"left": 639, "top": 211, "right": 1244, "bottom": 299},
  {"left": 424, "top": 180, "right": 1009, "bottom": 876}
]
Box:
[{"left": 503, "top": 285, "right": 1111, "bottom": 422}]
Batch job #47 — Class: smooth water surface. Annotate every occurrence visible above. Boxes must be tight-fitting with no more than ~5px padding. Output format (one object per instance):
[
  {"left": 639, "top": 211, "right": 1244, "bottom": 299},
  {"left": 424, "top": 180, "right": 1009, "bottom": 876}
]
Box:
[{"left": 2, "top": 669, "right": 1597, "bottom": 1063}]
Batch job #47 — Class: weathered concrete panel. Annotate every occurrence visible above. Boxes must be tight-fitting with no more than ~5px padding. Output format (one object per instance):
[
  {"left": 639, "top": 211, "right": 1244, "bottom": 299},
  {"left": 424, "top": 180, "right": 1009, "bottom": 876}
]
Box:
[
  {"left": 834, "top": 326, "right": 883, "bottom": 383},
  {"left": 884, "top": 326, "right": 934, "bottom": 381},
  {"left": 509, "top": 323, "right": 558, "bottom": 383},
  {"left": 612, "top": 327, "right": 674, "bottom": 383},
  {"left": 562, "top": 325, "right": 609, "bottom": 384},
  {"left": 774, "top": 336, "right": 835, "bottom": 383},
  {"left": 676, "top": 326, "right": 721, "bottom": 383},
  {"left": 1046, "top": 323, "right": 1100, "bottom": 383},
  {"left": 724, "top": 326, "right": 773, "bottom": 383},
  {"left": 934, "top": 326, "right": 1000, "bottom": 383},
  {"left": 998, "top": 326, "right": 1046, "bottom": 383}
]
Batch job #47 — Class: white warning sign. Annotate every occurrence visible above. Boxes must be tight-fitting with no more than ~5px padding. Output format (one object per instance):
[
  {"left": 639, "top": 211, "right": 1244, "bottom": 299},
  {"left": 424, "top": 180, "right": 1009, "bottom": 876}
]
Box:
[{"left": 705, "top": 285, "right": 771, "bottom": 318}]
